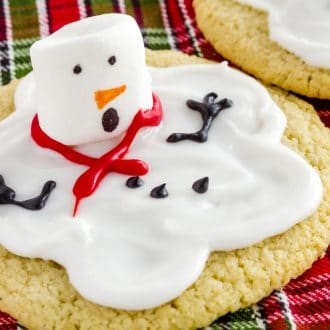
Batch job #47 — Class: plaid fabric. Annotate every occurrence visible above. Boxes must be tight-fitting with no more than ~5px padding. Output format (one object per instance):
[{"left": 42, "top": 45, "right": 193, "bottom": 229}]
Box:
[{"left": 0, "top": 1, "right": 329, "bottom": 329}]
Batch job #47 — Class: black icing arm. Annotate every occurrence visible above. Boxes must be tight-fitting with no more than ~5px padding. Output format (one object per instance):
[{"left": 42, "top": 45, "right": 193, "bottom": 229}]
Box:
[
  {"left": 0, "top": 175, "right": 16, "bottom": 203},
  {"left": 0, "top": 175, "right": 56, "bottom": 210},
  {"left": 167, "top": 92, "right": 233, "bottom": 143}
]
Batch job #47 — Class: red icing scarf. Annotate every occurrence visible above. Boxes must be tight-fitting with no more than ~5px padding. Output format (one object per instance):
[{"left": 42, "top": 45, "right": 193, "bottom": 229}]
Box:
[{"left": 31, "top": 94, "right": 163, "bottom": 216}]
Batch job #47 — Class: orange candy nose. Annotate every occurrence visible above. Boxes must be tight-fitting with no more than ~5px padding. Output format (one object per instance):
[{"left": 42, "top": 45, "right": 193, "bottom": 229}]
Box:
[{"left": 94, "top": 85, "right": 127, "bottom": 110}]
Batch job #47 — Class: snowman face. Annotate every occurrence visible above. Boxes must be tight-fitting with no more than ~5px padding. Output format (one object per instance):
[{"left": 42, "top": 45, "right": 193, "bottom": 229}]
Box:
[{"left": 30, "top": 14, "right": 153, "bottom": 146}]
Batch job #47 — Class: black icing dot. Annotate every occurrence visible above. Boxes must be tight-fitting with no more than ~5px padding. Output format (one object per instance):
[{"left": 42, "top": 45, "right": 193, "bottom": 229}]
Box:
[
  {"left": 102, "top": 108, "right": 119, "bottom": 132},
  {"left": 150, "top": 183, "right": 168, "bottom": 199},
  {"left": 108, "top": 56, "right": 116, "bottom": 66},
  {"left": 73, "top": 64, "right": 82, "bottom": 74},
  {"left": 192, "top": 177, "right": 209, "bottom": 194},
  {"left": 126, "top": 176, "right": 144, "bottom": 188}
]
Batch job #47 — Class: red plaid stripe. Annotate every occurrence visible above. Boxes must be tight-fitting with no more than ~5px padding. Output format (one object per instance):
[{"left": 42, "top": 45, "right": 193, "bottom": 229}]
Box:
[
  {"left": 0, "top": 312, "right": 20, "bottom": 330},
  {"left": 284, "top": 249, "right": 330, "bottom": 329},
  {"left": 251, "top": 250, "right": 330, "bottom": 330},
  {"left": 259, "top": 294, "right": 291, "bottom": 329},
  {"left": 0, "top": 2, "right": 6, "bottom": 40},
  {"left": 181, "top": 0, "right": 223, "bottom": 61},
  {"left": 47, "top": 0, "right": 80, "bottom": 33},
  {"left": 130, "top": 0, "right": 143, "bottom": 26}
]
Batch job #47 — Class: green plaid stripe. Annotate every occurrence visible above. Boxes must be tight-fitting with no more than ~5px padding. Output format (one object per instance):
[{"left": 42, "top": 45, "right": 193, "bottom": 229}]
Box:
[
  {"left": 0, "top": 38, "right": 37, "bottom": 85},
  {"left": 127, "top": 0, "right": 164, "bottom": 28},
  {"left": 91, "top": 0, "right": 164, "bottom": 28},
  {"left": 205, "top": 306, "right": 261, "bottom": 330},
  {"left": 13, "top": 38, "right": 38, "bottom": 79},
  {"left": 0, "top": 28, "right": 169, "bottom": 85},
  {"left": 142, "top": 28, "right": 171, "bottom": 50},
  {"left": 90, "top": 0, "right": 113, "bottom": 16},
  {"left": 0, "top": 0, "right": 169, "bottom": 86},
  {"left": 10, "top": 0, "right": 39, "bottom": 39}
]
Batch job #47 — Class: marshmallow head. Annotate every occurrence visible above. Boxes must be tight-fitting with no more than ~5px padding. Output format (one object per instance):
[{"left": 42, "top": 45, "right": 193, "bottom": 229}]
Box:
[{"left": 30, "top": 14, "right": 153, "bottom": 145}]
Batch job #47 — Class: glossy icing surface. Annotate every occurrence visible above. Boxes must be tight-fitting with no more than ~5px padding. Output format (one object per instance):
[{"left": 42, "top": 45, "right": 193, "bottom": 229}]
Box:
[
  {"left": 239, "top": 0, "right": 330, "bottom": 68},
  {"left": 0, "top": 64, "right": 323, "bottom": 310}
]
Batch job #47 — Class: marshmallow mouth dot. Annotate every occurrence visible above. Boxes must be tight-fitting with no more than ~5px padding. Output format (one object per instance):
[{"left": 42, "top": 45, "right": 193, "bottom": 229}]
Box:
[{"left": 102, "top": 108, "right": 120, "bottom": 133}]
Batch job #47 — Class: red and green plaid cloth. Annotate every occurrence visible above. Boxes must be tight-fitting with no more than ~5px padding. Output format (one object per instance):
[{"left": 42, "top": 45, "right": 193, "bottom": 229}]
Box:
[{"left": 0, "top": 1, "right": 329, "bottom": 329}]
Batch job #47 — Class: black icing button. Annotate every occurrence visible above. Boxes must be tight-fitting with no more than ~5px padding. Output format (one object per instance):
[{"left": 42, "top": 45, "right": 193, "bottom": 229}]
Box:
[
  {"left": 192, "top": 177, "right": 209, "bottom": 194},
  {"left": 108, "top": 56, "right": 116, "bottom": 65},
  {"left": 126, "top": 176, "right": 144, "bottom": 188},
  {"left": 150, "top": 183, "right": 168, "bottom": 199}
]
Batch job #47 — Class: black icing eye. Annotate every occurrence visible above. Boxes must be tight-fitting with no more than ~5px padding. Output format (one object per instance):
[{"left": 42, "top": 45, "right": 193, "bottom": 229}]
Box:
[
  {"left": 73, "top": 64, "right": 82, "bottom": 74},
  {"left": 108, "top": 56, "right": 116, "bottom": 66}
]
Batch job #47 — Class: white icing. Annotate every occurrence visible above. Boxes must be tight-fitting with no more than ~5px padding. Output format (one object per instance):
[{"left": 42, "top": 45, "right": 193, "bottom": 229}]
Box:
[
  {"left": 0, "top": 64, "right": 322, "bottom": 310},
  {"left": 238, "top": 0, "right": 330, "bottom": 68},
  {"left": 30, "top": 14, "right": 153, "bottom": 145}
]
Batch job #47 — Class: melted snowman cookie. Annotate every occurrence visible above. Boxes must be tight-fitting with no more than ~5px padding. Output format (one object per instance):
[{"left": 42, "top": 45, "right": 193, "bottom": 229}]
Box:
[
  {"left": 0, "top": 50, "right": 329, "bottom": 330},
  {"left": 0, "top": 14, "right": 324, "bottom": 311},
  {"left": 0, "top": 62, "right": 322, "bottom": 309}
]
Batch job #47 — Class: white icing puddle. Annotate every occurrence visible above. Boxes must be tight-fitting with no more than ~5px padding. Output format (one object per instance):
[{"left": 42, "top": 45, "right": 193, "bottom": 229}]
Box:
[{"left": 0, "top": 64, "right": 323, "bottom": 309}]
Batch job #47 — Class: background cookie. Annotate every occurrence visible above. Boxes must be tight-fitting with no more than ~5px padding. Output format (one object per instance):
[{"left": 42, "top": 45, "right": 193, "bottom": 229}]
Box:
[
  {"left": 193, "top": 0, "right": 330, "bottom": 99},
  {"left": 0, "top": 50, "right": 329, "bottom": 330}
]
